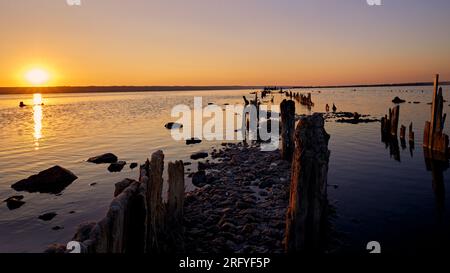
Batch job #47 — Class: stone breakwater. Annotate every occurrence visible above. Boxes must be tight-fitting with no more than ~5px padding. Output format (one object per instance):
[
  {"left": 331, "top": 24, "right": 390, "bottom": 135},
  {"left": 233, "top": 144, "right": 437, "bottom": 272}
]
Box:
[{"left": 184, "top": 142, "right": 291, "bottom": 253}]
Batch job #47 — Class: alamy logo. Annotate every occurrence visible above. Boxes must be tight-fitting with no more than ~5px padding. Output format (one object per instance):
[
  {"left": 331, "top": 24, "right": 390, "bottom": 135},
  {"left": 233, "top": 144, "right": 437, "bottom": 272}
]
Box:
[
  {"left": 366, "top": 241, "right": 381, "bottom": 253},
  {"left": 367, "top": 0, "right": 382, "bottom": 6},
  {"left": 66, "top": 0, "right": 81, "bottom": 6}
]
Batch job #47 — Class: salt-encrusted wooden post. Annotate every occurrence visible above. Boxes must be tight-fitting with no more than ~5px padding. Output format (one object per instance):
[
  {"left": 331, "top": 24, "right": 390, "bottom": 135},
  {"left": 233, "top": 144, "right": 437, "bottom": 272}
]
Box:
[
  {"left": 423, "top": 74, "right": 449, "bottom": 157},
  {"left": 166, "top": 160, "right": 185, "bottom": 251},
  {"left": 280, "top": 99, "right": 296, "bottom": 161},
  {"left": 285, "top": 113, "right": 330, "bottom": 253}
]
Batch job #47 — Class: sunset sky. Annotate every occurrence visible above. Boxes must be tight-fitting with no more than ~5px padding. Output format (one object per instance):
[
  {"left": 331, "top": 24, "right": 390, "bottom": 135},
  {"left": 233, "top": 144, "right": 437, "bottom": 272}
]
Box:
[{"left": 1, "top": 0, "right": 450, "bottom": 87}]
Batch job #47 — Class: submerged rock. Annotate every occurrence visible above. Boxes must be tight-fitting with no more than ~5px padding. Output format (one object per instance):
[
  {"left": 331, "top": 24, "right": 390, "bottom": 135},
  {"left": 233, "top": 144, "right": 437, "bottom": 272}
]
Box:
[
  {"left": 186, "top": 138, "right": 202, "bottom": 145},
  {"left": 3, "top": 195, "right": 25, "bottom": 210},
  {"left": 87, "top": 153, "right": 118, "bottom": 164},
  {"left": 165, "top": 122, "right": 183, "bottom": 129},
  {"left": 108, "top": 161, "right": 126, "bottom": 172},
  {"left": 392, "top": 97, "right": 406, "bottom": 104},
  {"left": 39, "top": 212, "right": 57, "bottom": 221},
  {"left": 11, "top": 166, "right": 78, "bottom": 194},
  {"left": 190, "top": 152, "right": 208, "bottom": 160}
]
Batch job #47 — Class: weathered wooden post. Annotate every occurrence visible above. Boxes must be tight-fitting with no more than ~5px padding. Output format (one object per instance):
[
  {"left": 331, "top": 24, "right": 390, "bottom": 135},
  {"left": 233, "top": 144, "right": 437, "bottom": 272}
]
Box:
[
  {"left": 390, "top": 106, "right": 400, "bottom": 136},
  {"left": 285, "top": 113, "right": 330, "bottom": 253},
  {"left": 145, "top": 150, "right": 165, "bottom": 253},
  {"left": 166, "top": 160, "right": 185, "bottom": 251},
  {"left": 280, "top": 99, "right": 296, "bottom": 161}
]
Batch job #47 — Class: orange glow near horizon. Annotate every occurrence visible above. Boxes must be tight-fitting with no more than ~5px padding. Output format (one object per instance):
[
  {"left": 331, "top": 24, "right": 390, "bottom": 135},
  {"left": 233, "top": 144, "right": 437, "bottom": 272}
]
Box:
[{"left": 1, "top": 1, "right": 450, "bottom": 87}]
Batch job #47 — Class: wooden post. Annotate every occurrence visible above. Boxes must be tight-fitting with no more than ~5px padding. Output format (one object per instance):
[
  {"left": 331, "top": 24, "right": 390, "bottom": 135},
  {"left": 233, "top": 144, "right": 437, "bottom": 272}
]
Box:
[
  {"left": 400, "top": 125, "right": 406, "bottom": 140},
  {"left": 390, "top": 106, "right": 400, "bottom": 136},
  {"left": 429, "top": 74, "right": 440, "bottom": 148},
  {"left": 166, "top": 160, "right": 185, "bottom": 251},
  {"left": 409, "top": 122, "right": 415, "bottom": 145},
  {"left": 280, "top": 99, "right": 296, "bottom": 161},
  {"left": 145, "top": 150, "right": 165, "bottom": 253},
  {"left": 285, "top": 113, "right": 330, "bottom": 253}
]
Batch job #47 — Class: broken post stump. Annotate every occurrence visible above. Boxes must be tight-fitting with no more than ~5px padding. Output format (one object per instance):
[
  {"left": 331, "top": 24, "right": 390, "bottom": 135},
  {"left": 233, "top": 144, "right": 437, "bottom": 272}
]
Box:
[
  {"left": 280, "top": 99, "right": 296, "bottom": 161},
  {"left": 285, "top": 113, "right": 330, "bottom": 253}
]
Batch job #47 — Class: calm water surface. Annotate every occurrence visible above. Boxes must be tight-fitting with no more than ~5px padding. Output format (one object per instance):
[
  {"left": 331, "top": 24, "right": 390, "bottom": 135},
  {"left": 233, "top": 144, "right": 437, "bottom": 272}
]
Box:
[{"left": 0, "top": 87, "right": 449, "bottom": 253}]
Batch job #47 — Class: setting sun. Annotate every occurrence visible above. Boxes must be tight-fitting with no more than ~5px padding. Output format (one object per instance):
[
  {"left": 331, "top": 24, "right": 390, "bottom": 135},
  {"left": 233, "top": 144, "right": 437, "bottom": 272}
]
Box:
[{"left": 25, "top": 68, "right": 49, "bottom": 86}]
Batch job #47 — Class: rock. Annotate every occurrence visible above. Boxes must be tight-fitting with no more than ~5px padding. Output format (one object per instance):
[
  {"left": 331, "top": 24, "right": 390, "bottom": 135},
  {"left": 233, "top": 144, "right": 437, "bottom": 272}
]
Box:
[
  {"left": 3, "top": 195, "right": 25, "bottom": 210},
  {"left": 259, "top": 179, "right": 273, "bottom": 189},
  {"left": 19, "top": 101, "right": 26, "bottom": 108},
  {"left": 39, "top": 212, "right": 57, "bottom": 221},
  {"left": 183, "top": 162, "right": 192, "bottom": 166},
  {"left": 89, "top": 183, "right": 97, "bottom": 186},
  {"left": 241, "top": 223, "right": 256, "bottom": 234},
  {"left": 52, "top": 226, "right": 64, "bottom": 231},
  {"left": 72, "top": 222, "right": 96, "bottom": 242},
  {"left": 186, "top": 138, "right": 202, "bottom": 145},
  {"left": 165, "top": 122, "right": 183, "bottom": 129},
  {"left": 236, "top": 201, "right": 251, "bottom": 209},
  {"left": 197, "top": 161, "right": 209, "bottom": 170},
  {"left": 107, "top": 161, "right": 126, "bottom": 172},
  {"left": 129, "top": 162, "right": 138, "bottom": 169},
  {"left": 191, "top": 152, "right": 208, "bottom": 160},
  {"left": 220, "top": 222, "right": 236, "bottom": 231},
  {"left": 192, "top": 170, "right": 207, "bottom": 187},
  {"left": 114, "top": 178, "right": 134, "bottom": 197},
  {"left": 87, "top": 153, "right": 118, "bottom": 164},
  {"left": 11, "top": 166, "right": 78, "bottom": 194},
  {"left": 45, "top": 244, "right": 67, "bottom": 253},
  {"left": 392, "top": 96, "right": 406, "bottom": 104}
]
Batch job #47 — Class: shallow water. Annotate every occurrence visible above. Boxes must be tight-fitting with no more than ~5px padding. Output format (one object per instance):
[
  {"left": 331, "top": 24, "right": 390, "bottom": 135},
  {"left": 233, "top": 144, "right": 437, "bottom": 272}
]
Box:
[{"left": 0, "top": 87, "right": 449, "bottom": 253}]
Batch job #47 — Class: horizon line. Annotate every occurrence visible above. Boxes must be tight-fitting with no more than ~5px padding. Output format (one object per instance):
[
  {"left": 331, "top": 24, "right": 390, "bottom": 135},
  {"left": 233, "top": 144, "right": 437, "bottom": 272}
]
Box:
[{"left": 1, "top": 81, "right": 449, "bottom": 95}]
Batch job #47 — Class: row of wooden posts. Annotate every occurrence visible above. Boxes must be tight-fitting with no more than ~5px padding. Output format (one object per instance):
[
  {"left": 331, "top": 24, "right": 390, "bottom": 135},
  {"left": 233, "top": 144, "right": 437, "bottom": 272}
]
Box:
[
  {"left": 381, "top": 105, "right": 415, "bottom": 144},
  {"left": 280, "top": 98, "right": 330, "bottom": 252},
  {"left": 381, "top": 74, "right": 449, "bottom": 161},
  {"left": 283, "top": 90, "right": 314, "bottom": 107},
  {"left": 61, "top": 94, "right": 330, "bottom": 253}
]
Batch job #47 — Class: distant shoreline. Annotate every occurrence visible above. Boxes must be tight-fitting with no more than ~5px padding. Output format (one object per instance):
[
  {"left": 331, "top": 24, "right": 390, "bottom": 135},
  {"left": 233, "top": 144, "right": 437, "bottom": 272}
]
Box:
[{"left": 0, "top": 82, "right": 449, "bottom": 95}]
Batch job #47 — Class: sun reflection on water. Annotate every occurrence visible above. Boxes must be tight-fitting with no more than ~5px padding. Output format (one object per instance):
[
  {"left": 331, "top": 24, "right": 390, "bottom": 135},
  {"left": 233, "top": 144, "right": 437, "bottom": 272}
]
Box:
[{"left": 33, "top": 94, "right": 43, "bottom": 149}]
